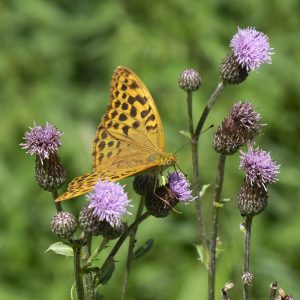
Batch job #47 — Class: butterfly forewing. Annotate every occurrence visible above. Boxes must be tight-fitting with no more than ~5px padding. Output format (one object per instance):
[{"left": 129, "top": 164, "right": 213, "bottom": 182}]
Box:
[{"left": 57, "top": 67, "right": 175, "bottom": 202}]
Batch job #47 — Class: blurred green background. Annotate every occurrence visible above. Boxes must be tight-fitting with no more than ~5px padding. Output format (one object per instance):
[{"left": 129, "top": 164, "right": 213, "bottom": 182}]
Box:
[{"left": 1, "top": 0, "right": 299, "bottom": 299}]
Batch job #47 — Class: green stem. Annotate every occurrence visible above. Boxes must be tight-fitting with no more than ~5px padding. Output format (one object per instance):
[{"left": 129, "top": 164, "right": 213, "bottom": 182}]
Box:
[
  {"left": 243, "top": 216, "right": 253, "bottom": 300},
  {"left": 120, "top": 196, "right": 145, "bottom": 300},
  {"left": 187, "top": 91, "right": 208, "bottom": 249},
  {"left": 83, "top": 235, "right": 96, "bottom": 300},
  {"left": 51, "top": 189, "right": 63, "bottom": 212},
  {"left": 95, "top": 212, "right": 150, "bottom": 288},
  {"left": 208, "top": 154, "right": 226, "bottom": 300},
  {"left": 82, "top": 238, "right": 109, "bottom": 271},
  {"left": 73, "top": 244, "right": 84, "bottom": 300},
  {"left": 194, "top": 81, "right": 224, "bottom": 139}
]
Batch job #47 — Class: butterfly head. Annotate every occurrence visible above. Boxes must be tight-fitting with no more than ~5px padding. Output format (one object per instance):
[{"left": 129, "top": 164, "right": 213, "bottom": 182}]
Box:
[{"left": 161, "top": 153, "right": 177, "bottom": 167}]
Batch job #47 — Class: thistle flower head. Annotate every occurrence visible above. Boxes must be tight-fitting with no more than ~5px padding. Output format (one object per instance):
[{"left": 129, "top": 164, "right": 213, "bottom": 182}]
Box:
[
  {"left": 213, "top": 101, "right": 261, "bottom": 155},
  {"left": 168, "top": 171, "right": 194, "bottom": 203},
  {"left": 21, "top": 122, "right": 63, "bottom": 162},
  {"left": 230, "top": 27, "right": 273, "bottom": 71},
  {"left": 240, "top": 147, "right": 280, "bottom": 188},
  {"left": 230, "top": 102, "right": 261, "bottom": 132},
  {"left": 87, "top": 180, "right": 131, "bottom": 227}
]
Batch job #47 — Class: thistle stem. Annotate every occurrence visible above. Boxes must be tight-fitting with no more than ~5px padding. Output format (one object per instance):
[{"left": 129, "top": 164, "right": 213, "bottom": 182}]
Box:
[
  {"left": 120, "top": 196, "right": 145, "bottom": 300},
  {"left": 51, "top": 189, "right": 63, "bottom": 212},
  {"left": 83, "top": 235, "right": 96, "bottom": 300},
  {"left": 82, "top": 238, "right": 109, "bottom": 271},
  {"left": 187, "top": 91, "right": 207, "bottom": 249},
  {"left": 208, "top": 154, "right": 226, "bottom": 300},
  {"left": 221, "top": 288, "right": 230, "bottom": 300},
  {"left": 96, "top": 212, "right": 150, "bottom": 287},
  {"left": 195, "top": 81, "right": 224, "bottom": 139},
  {"left": 243, "top": 216, "right": 253, "bottom": 300},
  {"left": 73, "top": 244, "right": 84, "bottom": 300}
]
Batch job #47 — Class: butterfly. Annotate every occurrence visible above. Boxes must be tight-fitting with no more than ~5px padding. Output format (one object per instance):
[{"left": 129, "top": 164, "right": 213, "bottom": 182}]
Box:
[{"left": 56, "top": 66, "right": 176, "bottom": 202}]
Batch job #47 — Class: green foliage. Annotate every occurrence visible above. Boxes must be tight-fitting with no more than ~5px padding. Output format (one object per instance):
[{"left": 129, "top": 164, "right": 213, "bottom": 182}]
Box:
[
  {"left": 46, "top": 242, "right": 74, "bottom": 257},
  {"left": 1, "top": 0, "right": 300, "bottom": 299}
]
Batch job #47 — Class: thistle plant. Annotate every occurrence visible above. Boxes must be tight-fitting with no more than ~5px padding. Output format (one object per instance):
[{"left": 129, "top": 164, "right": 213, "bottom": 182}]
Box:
[
  {"left": 20, "top": 26, "right": 293, "bottom": 300},
  {"left": 238, "top": 147, "right": 280, "bottom": 300}
]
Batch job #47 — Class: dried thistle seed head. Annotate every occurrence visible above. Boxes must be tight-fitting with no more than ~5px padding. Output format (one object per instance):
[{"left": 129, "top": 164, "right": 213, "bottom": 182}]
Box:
[
  {"left": 133, "top": 174, "right": 158, "bottom": 196},
  {"left": 145, "top": 185, "right": 178, "bottom": 218},
  {"left": 51, "top": 211, "right": 77, "bottom": 239},
  {"left": 178, "top": 68, "right": 202, "bottom": 92},
  {"left": 220, "top": 53, "right": 248, "bottom": 85},
  {"left": 35, "top": 153, "right": 66, "bottom": 191},
  {"left": 237, "top": 180, "right": 268, "bottom": 217}
]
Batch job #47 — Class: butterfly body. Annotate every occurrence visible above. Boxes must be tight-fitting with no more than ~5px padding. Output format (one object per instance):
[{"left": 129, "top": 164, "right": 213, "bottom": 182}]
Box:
[{"left": 56, "top": 67, "right": 176, "bottom": 202}]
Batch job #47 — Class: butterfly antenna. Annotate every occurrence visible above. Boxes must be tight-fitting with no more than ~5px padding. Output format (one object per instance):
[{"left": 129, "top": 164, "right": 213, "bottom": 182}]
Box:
[
  {"left": 194, "top": 124, "right": 214, "bottom": 140},
  {"left": 173, "top": 163, "right": 187, "bottom": 177},
  {"left": 174, "top": 124, "right": 214, "bottom": 155}
]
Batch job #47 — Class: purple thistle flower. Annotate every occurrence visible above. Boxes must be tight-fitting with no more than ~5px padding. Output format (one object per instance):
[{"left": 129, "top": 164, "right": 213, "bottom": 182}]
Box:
[
  {"left": 21, "top": 122, "right": 63, "bottom": 162},
  {"left": 240, "top": 147, "right": 280, "bottom": 189},
  {"left": 230, "top": 101, "right": 261, "bottom": 132},
  {"left": 168, "top": 171, "right": 194, "bottom": 203},
  {"left": 87, "top": 180, "right": 131, "bottom": 227},
  {"left": 230, "top": 27, "right": 274, "bottom": 71}
]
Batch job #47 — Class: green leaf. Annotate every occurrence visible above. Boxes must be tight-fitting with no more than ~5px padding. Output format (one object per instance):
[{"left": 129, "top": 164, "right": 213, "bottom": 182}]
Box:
[
  {"left": 99, "top": 262, "right": 115, "bottom": 285},
  {"left": 45, "top": 242, "right": 74, "bottom": 257},
  {"left": 220, "top": 198, "right": 231, "bottom": 203},
  {"left": 133, "top": 239, "right": 154, "bottom": 259},
  {"left": 199, "top": 184, "right": 211, "bottom": 199},
  {"left": 216, "top": 237, "right": 224, "bottom": 257},
  {"left": 178, "top": 130, "right": 191, "bottom": 139},
  {"left": 70, "top": 284, "right": 76, "bottom": 300},
  {"left": 194, "top": 244, "right": 209, "bottom": 269}
]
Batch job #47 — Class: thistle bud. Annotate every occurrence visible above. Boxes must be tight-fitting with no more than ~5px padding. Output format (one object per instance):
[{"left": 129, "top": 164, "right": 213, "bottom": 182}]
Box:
[
  {"left": 79, "top": 206, "right": 102, "bottom": 235},
  {"left": 35, "top": 153, "right": 66, "bottom": 191},
  {"left": 178, "top": 69, "right": 202, "bottom": 92},
  {"left": 242, "top": 272, "right": 254, "bottom": 285},
  {"left": 101, "top": 221, "right": 127, "bottom": 240},
  {"left": 220, "top": 53, "right": 248, "bottom": 85},
  {"left": 133, "top": 174, "right": 158, "bottom": 196},
  {"left": 145, "top": 185, "right": 178, "bottom": 218},
  {"left": 51, "top": 211, "right": 77, "bottom": 238},
  {"left": 237, "top": 180, "right": 268, "bottom": 217}
]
